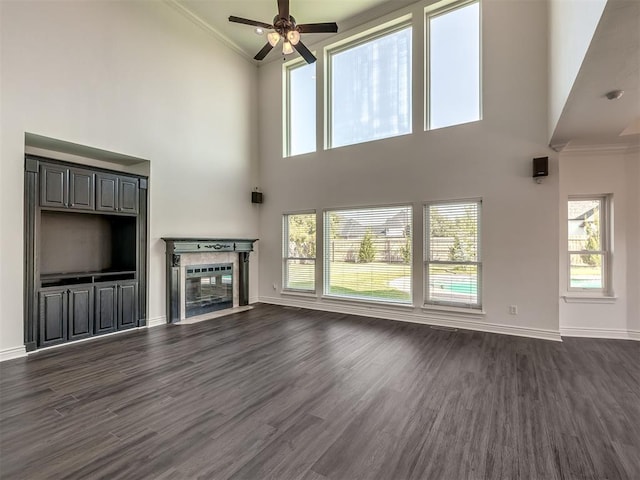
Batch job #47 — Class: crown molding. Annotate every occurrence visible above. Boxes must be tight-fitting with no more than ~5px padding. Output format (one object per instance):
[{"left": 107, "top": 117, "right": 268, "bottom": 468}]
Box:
[
  {"left": 558, "top": 142, "right": 640, "bottom": 156},
  {"left": 164, "top": 0, "right": 255, "bottom": 65}
]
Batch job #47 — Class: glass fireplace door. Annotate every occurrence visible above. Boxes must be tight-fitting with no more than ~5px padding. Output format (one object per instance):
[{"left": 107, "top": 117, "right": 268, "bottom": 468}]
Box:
[{"left": 185, "top": 263, "right": 233, "bottom": 318}]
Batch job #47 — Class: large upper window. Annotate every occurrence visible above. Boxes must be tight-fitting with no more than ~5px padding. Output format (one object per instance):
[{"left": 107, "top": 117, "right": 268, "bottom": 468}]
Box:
[
  {"left": 567, "top": 197, "right": 610, "bottom": 292},
  {"left": 427, "top": 1, "right": 480, "bottom": 130},
  {"left": 283, "top": 212, "right": 316, "bottom": 292},
  {"left": 324, "top": 205, "right": 412, "bottom": 303},
  {"left": 328, "top": 23, "right": 412, "bottom": 149},
  {"left": 425, "top": 201, "right": 481, "bottom": 307},
  {"left": 285, "top": 61, "right": 316, "bottom": 157}
]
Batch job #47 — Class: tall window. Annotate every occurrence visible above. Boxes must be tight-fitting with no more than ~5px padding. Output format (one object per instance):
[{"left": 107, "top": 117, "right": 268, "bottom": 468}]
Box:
[
  {"left": 425, "top": 201, "right": 481, "bottom": 307},
  {"left": 427, "top": 1, "right": 480, "bottom": 130},
  {"left": 567, "top": 197, "right": 609, "bottom": 292},
  {"left": 285, "top": 61, "right": 316, "bottom": 157},
  {"left": 283, "top": 212, "right": 316, "bottom": 291},
  {"left": 328, "top": 23, "right": 412, "bottom": 149},
  {"left": 324, "top": 205, "right": 412, "bottom": 303}
]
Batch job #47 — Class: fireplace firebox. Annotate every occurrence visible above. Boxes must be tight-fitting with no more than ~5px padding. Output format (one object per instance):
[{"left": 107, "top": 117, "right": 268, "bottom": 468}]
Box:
[{"left": 185, "top": 263, "right": 233, "bottom": 318}]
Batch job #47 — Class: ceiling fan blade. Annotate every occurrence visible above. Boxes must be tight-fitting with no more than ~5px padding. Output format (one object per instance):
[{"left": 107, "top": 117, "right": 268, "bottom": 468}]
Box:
[
  {"left": 294, "top": 41, "right": 316, "bottom": 64},
  {"left": 298, "top": 22, "right": 339, "bottom": 34},
  {"left": 278, "top": 0, "right": 290, "bottom": 19},
  {"left": 229, "top": 16, "right": 273, "bottom": 30},
  {"left": 254, "top": 42, "right": 274, "bottom": 61}
]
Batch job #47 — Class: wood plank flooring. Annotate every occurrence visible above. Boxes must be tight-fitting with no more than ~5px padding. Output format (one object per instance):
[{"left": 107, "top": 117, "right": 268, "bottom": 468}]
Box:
[{"left": 1, "top": 303, "right": 639, "bottom": 479}]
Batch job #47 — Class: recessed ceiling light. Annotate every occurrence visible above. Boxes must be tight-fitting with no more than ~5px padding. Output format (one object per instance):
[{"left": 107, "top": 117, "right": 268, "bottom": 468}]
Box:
[
  {"left": 254, "top": 28, "right": 264, "bottom": 35},
  {"left": 605, "top": 89, "right": 624, "bottom": 100}
]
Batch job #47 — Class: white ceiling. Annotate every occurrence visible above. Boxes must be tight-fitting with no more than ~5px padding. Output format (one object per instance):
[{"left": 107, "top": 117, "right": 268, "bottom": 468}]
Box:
[
  {"left": 551, "top": 0, "right": 640, "bottom": 150},
  {"left": 173, "top": 0, "right": 417, "bottom": 63}
]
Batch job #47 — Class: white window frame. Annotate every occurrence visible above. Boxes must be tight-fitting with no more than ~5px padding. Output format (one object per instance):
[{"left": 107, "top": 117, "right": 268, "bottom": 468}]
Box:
[
  {"left": 567, "top": 195, "right": 611, "bottom": 294},
  {"left": 323, "top": 203, "right": 414, "bottom": 305},
  {"left": 283, "top": 211, "right": 317, "bottom": 293},
  {"left": 325, "top": 18, "right": 413, "bottom": 150},
  {"left": 424, "top": 199, "right": 482, "bottom": 309},
  {"left": 283, "top": 58, "right": 316, "bottom": 158},
  {"left": 425, "top": 0, "right": 482, "bottom": 131}
]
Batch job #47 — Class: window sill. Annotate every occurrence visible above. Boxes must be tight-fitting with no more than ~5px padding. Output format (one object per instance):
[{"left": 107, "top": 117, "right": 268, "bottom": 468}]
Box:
[
  {"left": 281, "top": 289, "right": 318, "bottom": 299},
  {"left": 321, "top": 294, "right": 414, "bottom": 310},
  {"left": 422, "top": 304, "right": 486, "bottom": 316},
  {"left": 561, "top": 295, "right": 617, "bottom": 304}
]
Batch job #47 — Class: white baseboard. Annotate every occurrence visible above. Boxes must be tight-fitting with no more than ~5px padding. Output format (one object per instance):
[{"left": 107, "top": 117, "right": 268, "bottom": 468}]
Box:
[
  {"left": 561, "top": 327, "right": 640, "bottom": 341},
  {"left": 0, "top": 345, "right": 28, "bottom": 362},
  {"left": 147, "top": 316, "right": 167, "bottom": 328},
  {"left": 259, "top": 296, "right": 562, "bottom": 342}
]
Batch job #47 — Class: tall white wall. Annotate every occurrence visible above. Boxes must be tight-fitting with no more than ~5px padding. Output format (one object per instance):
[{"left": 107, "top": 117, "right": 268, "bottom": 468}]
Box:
[
  {"left": 548, "top": 0, "right": 607, "bottom": 142},
  {"left": 257, "top": 0, "right": 560, "bottom": 339},
  {"left": 0, "top": 1, "right": 260, "bottom": 354},
  {"left": 559, "top": 149, "right": 640, "bottom": 339}
]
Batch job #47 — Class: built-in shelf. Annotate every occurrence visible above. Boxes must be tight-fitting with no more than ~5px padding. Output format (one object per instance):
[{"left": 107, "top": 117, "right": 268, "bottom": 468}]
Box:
[{"left": 41, "top": 270, "right": 136, "bottom": 287}]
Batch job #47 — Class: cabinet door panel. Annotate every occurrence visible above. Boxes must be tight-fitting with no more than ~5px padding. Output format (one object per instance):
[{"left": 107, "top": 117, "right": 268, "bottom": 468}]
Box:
[
  {"left": 118, "top": 177, "right": 139, "bottom": 214},
  {"left": 68, "top": 286, "right": 93, "bottom": 341},
  {"left": 95, "top": 284, "right": 117, "bottom": 334},
  {"left": 117, "top": 282, "right": 138, "bottom": 330},
  {"left": 96, "top": 174, "right": 118, "bottom": 212},
  {"left": 69, "top": 169, "right": 95, "bottom": 210},
  {"left": 39, "top": 289, "right": 67, "bottom": 347},
  {"left": 40, "top": 164, "right": 68, "bottom": 208}
]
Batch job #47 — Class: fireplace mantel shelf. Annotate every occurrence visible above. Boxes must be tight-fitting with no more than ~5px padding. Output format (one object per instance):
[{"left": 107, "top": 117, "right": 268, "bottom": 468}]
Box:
[{"left": 162, "top": 238, "right": 258, "bottom": 254}]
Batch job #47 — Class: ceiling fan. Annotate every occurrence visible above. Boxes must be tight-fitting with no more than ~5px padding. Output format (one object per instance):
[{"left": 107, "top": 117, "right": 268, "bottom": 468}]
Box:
[{"left": 229, "top": 0, "right": 338, "bottom": 64}]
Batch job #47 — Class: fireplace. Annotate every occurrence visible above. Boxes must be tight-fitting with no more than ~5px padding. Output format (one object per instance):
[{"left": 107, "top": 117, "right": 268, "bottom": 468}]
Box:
[
  {"left": 185, "top": 263, "right": 233, "bottom": 318},
  {"left": 162, "top": 238, "right": 257, "bottom": 323}
]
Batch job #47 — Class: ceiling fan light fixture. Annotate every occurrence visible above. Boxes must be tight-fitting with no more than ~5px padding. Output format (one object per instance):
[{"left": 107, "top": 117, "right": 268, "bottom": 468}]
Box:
[
  {"left": 287, "top": 30, "right": 300, "bottom": 45},
  {"left": 267, "top": 31, "right": 281, "bottom": 47},
  {"left": 282, "top": 40, "right": 294, "bottom": 55}
]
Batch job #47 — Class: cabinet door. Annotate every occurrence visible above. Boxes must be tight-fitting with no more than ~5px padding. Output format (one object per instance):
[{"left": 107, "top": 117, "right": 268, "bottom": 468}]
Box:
[
  {"left": 95, "top": 284, "right": 117, "bottom": 334},
  {"left": 68, "top": 286, "right": 94, "bottom": 341},
  {"left": 118, "top": 176, "right": 139, "bottom": 214},
  {"left": 69, "top": 168, "right": 95, "bottom": 211},
  {"left": 39, "top": 288, "right": 67, "bottom": 347},
  {"left": 117, "top": 282, "right": 138, "bottom": 330},
  {"left": 96, "top": 173, "right": 118, "bottom": 212},
  {"left": 40, "top": 164, "right": 68, "bottom": 208}
]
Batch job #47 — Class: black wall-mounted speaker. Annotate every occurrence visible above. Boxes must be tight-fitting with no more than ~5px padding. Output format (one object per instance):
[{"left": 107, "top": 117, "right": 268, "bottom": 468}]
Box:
[
  {"left": 532, "top": 157, "right": 549, "bottom": 178},
  {"left": 251, "top": 191, "right": 263, "bottom": 204}
]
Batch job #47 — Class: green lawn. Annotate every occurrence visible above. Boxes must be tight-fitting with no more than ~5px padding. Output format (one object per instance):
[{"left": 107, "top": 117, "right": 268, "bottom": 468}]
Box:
[{"left": 287, "top": 261, "right": 411, "bottom": 301}]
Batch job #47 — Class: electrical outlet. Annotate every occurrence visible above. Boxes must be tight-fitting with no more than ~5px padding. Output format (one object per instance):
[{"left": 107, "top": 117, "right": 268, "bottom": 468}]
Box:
[
  {"left": 509, "top": 305, "right": 518, "bottom": 315},
  {"left": 273, "top": 283, "right": 277, "bottom": 290}
]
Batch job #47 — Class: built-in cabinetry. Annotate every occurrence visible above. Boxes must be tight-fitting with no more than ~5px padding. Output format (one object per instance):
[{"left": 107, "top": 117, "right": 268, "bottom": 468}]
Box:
[{"left": 24, "top": 156, "right": 148, "bottom": 351}]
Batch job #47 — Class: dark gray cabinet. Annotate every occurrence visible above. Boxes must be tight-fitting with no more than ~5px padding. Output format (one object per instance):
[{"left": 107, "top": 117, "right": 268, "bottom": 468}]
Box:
[
  {"left": 95, "top": 281, "right": 138, "bottom": 334},
  {"left": 119, "top": 177, "right": 139, "bottom": 214},
  {"left": 39, "top": 285, "right": 94, "bottom": 347},
  {"left": 40, "top": 163, "right": 95, "bottom": 211},
  {"left": 39, "top": 288, "right": 67, "bottom": 347},
  {"left": 69, "top": 168, "right": 95, "bottom": 210},
  {"left": 68, "top": 286, "right": 94, "bottom": 341},
  {"left": 95, "top": 283, "right": 117, "bottom": 334},
  {"left": 97, "top": 173, "right": 138, "bottom": 214},
  {"left": 117, "top": 281, "right": 138, "bottom": 330},
  {"left": 26, "top": 155, "right": 148, "bottom": 352},
  {"left": 40, "top": 164, "right": 68, "bottom": 208}
]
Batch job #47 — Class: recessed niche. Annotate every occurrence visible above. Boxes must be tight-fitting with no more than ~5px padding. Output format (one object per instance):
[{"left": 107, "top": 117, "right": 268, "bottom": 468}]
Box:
[{"left": 40, "top": 211, "right": 136, "bottom": 275}]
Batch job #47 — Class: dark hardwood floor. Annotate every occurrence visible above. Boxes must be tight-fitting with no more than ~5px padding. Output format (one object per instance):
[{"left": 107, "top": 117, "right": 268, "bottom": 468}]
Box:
[{"left": 1, "top": 304, "right": 639, "bottom": 479}]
